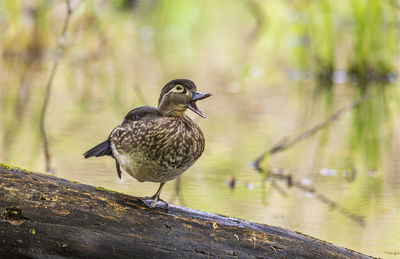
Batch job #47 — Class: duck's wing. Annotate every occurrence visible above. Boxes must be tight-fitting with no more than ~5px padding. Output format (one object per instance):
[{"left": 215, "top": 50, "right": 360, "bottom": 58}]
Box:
[
  {"left": 121, "top": 106, "right": 160, "bottom": 125},
  {"left": 83, "top": 106, "right": 160, "bottom": 178},
  {"left": 110, "top": 106, "right": 161, "bottom": 178},
  {"left": 110, "top": 106, "right": 160, "bottom": 149}
]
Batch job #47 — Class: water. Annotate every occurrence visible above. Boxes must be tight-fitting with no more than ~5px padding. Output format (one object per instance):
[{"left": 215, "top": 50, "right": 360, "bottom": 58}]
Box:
[{"left": 1, "top": 80, "right": 398, "bottom": 258}]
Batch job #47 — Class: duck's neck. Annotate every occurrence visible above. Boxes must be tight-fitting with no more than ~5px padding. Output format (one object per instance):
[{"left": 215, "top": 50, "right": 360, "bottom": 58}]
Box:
[{"left": 157, "top": 102, "right": 186, "bottom": 118}]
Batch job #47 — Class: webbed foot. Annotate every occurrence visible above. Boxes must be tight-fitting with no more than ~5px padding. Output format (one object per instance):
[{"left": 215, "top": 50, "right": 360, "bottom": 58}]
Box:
[{"left": 140, "top": 197, "right": 168, "bottom": 209}]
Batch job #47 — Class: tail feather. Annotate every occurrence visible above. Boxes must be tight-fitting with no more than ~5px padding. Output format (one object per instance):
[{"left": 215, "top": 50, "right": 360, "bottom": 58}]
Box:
[{"left": 83, "top": 140, "right": 113, "bottom": 158}]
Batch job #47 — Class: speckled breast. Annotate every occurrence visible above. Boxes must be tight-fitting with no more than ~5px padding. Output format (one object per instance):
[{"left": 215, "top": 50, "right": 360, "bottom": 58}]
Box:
[{"left": 110, "top": 116, "right": 205, "bottom": 182}]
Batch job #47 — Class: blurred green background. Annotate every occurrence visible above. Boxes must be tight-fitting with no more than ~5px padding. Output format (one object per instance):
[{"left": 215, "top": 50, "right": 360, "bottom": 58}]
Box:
[{"left": 0, "top": 0, "right": 399, "bottom": 257}]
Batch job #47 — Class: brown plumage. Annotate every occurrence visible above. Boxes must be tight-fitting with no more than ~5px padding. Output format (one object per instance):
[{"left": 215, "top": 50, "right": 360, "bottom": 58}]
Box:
[{"left": 83, "top": 79, "right": 211, "bottom": 207}]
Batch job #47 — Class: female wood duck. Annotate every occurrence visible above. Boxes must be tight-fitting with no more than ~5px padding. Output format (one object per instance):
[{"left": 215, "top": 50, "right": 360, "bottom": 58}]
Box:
[{"left": 83, "top": 79, "right": 211, "bottom": 207}]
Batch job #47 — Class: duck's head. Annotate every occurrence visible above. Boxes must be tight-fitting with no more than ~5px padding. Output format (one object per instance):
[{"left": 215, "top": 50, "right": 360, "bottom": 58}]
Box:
[{"left": 157, "top": 79, "right": 212, "bottom": 118}]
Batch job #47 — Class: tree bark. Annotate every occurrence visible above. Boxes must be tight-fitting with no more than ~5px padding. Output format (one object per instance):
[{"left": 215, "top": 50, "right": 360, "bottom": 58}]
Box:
[{"left": 0, "top": 164, "right": 373, "bottom": 259}]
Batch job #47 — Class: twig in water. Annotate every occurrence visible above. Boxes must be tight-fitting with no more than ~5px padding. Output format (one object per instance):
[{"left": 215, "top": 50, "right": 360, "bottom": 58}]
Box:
[
  {"left": 267, "top": 170, "right": 365, "bottom": 226},
  {"left": 251, "top": 93, "right": 370, "bottom": 172},
  {"left": 39, "top": 0, "right": 82, "bottom": 172}
]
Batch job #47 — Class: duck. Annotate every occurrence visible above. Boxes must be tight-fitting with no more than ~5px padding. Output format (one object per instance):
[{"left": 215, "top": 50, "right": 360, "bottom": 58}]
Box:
[{"left": 83, "top": 79, "right": 211, "bottom": 207}]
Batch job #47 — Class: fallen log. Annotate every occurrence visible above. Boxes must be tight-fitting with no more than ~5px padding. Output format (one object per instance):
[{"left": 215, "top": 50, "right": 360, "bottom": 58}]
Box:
[{"left": 0, "top": 164, "right": 373, "bottom": 259}]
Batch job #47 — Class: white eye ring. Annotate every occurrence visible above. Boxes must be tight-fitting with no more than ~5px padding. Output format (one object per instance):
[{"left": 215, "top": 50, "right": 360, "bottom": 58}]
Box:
[{"left": 174, "top": 85, "right": 184, "bottom": 92}]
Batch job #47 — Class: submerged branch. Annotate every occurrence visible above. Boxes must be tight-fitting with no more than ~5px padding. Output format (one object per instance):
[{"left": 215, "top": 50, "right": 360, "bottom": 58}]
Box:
[
  {"left": 266, "top": 170, "right": 365, "bottom": 226},
  {"left": 251, "top": 93, "right": 370, "bottom": 171},
  {"left": 251, "top": 94, "right": 370, "bottom": 225}
]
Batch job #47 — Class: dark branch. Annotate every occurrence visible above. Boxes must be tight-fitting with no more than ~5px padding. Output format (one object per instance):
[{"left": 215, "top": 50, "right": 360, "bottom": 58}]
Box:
[
  {"left": 38, "top": 0, "right": 81, "bottom": 173},
  {"left": 0, "top": 164, "right": 373, "bottom": 258}
]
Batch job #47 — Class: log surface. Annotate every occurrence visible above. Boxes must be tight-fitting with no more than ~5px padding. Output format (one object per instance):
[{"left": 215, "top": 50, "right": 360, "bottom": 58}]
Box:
[{"left": 0, "top": 164, "right": 373, "bottom": 259}]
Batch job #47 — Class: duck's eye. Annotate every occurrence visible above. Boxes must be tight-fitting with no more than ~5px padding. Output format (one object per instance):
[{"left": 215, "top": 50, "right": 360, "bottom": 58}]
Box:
[{"left": 175, "top": 85, "right": 184, "bottom": 92}]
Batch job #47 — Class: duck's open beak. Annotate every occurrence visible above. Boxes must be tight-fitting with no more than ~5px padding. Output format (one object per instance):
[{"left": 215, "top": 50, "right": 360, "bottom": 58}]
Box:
[{"left": 187, "top": 91, "right": 212, "bottom": 118}]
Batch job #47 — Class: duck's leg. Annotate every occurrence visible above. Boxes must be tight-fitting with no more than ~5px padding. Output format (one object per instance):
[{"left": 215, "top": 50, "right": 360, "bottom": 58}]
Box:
[
  {"left": 150, "top": 182, "right": 166, "bottom": 208},
  {"left": 115, "top": 159, "right": 122, "bottom": 179}
]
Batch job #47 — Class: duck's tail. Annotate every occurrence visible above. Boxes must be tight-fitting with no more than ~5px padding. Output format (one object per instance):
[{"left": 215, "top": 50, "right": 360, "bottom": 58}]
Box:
[{"left": 83, "top": 140, "right": 113, "bottom": 158}]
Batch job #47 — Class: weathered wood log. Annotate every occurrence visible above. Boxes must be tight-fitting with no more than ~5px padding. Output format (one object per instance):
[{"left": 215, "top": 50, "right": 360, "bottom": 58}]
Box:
[{"left": 0, "top": 164, "right": 373, "bottom": 259}]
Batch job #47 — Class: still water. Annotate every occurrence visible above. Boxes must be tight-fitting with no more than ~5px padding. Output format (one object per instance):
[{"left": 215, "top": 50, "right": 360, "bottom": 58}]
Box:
[{"left": 1, "top": 76, "right": 398, "bottom": 258}]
